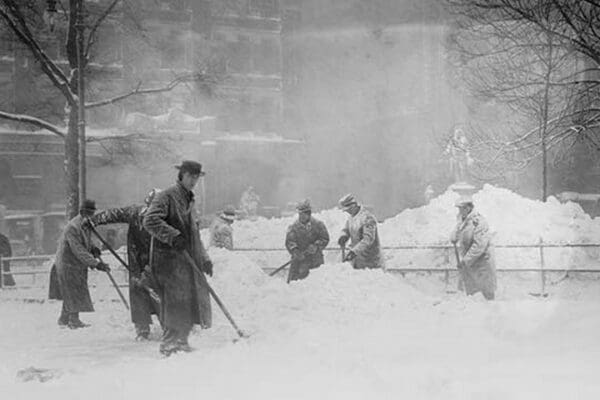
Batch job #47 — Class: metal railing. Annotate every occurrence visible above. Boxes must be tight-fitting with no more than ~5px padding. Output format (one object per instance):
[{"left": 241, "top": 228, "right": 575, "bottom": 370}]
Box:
[{"left": 2, "top": 241, "right": 600, "bottom": 296}]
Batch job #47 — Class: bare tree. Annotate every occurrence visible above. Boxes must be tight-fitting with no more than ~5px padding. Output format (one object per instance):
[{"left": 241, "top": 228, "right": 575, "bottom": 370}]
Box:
[
  {"left": 0, "top": 0, "right": 210, "bottom": 217},
  {"left": 446, "top": 0, "right": 600, "bottom": 200}
]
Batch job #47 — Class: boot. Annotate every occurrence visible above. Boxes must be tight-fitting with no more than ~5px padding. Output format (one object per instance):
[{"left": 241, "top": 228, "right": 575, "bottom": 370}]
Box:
[
  {"left": 57, "top": 313, "right": 69, "bottom": 327},
  {"left": 159, "top": 341, "right": 180, "bottom": 356},
  {"left": 135, "top": 324, "right": 150, "bottom": 341},
  {"left": 67, "top": 313, "right": 90, "bottom": 329},
  {"left": 176, "top": 338, "right": 194, "bottom": 353}
]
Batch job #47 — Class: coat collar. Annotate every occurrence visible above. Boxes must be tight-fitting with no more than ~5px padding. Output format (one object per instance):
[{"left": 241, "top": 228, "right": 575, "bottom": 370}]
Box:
[{"left": 176, "top": 181, "right": 194, "bottom": 203}]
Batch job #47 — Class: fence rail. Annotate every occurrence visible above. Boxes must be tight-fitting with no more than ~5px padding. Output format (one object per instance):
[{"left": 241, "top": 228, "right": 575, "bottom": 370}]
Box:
[{"left": 2, "top": 242, "right": 600, "bottom": 295}]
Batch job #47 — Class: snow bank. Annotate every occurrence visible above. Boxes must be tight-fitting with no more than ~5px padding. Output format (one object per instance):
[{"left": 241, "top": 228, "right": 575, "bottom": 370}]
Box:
[{"left": 210, "top": 184, "right": 600, "bottom": 271}]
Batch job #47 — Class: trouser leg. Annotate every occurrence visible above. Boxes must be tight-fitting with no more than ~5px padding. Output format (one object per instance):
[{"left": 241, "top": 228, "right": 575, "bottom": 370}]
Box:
[{"left": 58, "top": 302, "right": 69, "bottom": 326}]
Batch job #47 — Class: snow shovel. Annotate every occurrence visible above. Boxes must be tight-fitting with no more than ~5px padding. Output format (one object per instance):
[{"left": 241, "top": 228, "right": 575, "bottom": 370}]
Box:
[
  {"left": 182, "top": 250, "right": 248, "bottom": 339},
  {"left": 88, "top": 223, "right": 161, "bottom": 305},
  {"left": 100, "top": 257, "right": 130, "bottom": 311},
  {"left": 269, "top": 260, "right": 291, "bottom": 277},
  {"left": 448, "top": 242, "right": 462, "bottom": 294}
]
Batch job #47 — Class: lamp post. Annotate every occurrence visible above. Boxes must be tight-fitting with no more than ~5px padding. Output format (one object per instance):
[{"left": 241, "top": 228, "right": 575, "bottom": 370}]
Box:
[{"left": 45, "top": 0, "right": 86, "bottom": 205}]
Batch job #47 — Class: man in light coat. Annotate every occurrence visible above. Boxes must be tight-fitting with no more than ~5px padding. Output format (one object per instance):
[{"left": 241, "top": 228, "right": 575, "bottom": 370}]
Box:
[
  {"left": 337, "top": 194, "right": 384, "bottom": 269},
  {"left": 450, "top": 195, "right": 496, "bottom": 300},
  {"left": 285, "top": 200, "right": 330, "bottom": 282},
  {"left": 50, "top": 200, "right": 110, "bottom": 329},
  {"left": 143, "top": 160, "right": 213, "bottom": 356},
  {"left": 209, "top": 205, "right": 235, "bottom": 250},
  {"left": 90, "top": 189, "right": 162, "bottom": 340}
]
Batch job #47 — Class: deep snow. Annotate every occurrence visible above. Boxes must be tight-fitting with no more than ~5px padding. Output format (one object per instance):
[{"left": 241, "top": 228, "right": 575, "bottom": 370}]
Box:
[{"left": 3, "top": 185, "right": 600, "bottom": 399}]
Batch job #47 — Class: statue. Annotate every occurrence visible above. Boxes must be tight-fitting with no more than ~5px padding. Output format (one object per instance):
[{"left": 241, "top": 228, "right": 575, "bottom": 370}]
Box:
[{"left": 444, "top": 127, "right": 473, "bottom": 183}]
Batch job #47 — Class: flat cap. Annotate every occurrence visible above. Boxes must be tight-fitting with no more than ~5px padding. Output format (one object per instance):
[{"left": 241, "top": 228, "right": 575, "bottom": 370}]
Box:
[
  {"left": 296, "top": 199, "right": 312, "bottom": 213},
  {"left": 220, "top": 205, "right": 236, "bottom": 221},
  {"left": 338, "top": 193, "right": 358, "bottom": 210},
  {"left": 454, "top": 195, "right": 474, "bottom": 207}
]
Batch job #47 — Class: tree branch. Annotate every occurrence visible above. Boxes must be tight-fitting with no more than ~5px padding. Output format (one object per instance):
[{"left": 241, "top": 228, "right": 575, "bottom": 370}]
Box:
[
  {"left": 85, "top": 74, "right": 207, "bottom": 109},
  {"left": 84, "top": 0, "right": 120, "bottom": 60},
  {"left": 0, "top": 111, "right": 66, "bottom": 138}
]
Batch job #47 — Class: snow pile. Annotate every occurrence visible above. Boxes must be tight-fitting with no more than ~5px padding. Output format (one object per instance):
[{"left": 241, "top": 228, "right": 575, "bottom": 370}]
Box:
[{"left": 215, "top": 184, "right": 600, "bottom": 271}]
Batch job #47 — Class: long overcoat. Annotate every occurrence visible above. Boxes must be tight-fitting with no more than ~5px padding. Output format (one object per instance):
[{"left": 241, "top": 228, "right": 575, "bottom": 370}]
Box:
[
  {"left": 143, "top": 182, "right": 212, "bottom": 331},
  {"left": 92, "top": 205, "right": 159, "bottom": 326},
  {"left": 285, "top": 217, "right": 330, "bottom": 281},
  {"left": 452, "top": 210, "right": 497, "bottom": 296},
  {"left": 209, "top": 217, "right": 233, "bottom": 250},
  {"left": 341, "top": 207, "right": 384, "bottom": 269},
  {"left": 50, "top": 215, "right": 97, "bottom": 313}
]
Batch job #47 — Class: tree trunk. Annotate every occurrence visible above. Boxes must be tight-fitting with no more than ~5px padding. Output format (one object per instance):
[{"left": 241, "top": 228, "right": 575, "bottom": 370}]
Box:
[{"left": 65, "top": 107, "right": 80, "bottom": 219}]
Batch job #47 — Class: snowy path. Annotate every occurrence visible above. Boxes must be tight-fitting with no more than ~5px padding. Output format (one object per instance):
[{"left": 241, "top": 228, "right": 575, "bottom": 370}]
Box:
[{"left": 2, "top": 251, "right": 600, "bottom": 399}]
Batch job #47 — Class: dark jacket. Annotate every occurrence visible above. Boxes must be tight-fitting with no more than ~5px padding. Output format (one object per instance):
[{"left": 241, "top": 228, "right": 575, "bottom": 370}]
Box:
[
  {"left": 285, "top": 217, "right": 330, "bottom": 281},
  {"left": 0, "top": 233, "right": 15, "bottom": 287},
  {"left": 51, "top": 215, "right": 97, "bottom": 313},
  {"left": 143, "top": 182, "right": 212, "bottom": 331},
  {"left": 92, "top": 205, "right": 159, "bottom": 326}
]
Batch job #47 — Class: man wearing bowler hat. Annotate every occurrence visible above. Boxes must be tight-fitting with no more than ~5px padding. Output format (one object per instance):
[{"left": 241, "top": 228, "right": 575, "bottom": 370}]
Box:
[
  {"left": 50, "top": 199, "right": 110, "bottom": 329},
  {"left": 209, "top": 205, "right": 236, "bottom": 250},
  {"left": 143, "top": 160, "right": 213, "bottom": 355},
  {"left": 285, "top": 199, "right": 330, "bottom": 282}
]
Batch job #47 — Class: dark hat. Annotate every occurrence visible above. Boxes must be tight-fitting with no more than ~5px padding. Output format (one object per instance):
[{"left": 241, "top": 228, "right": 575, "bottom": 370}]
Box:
[
  {"left": 296, "top": 199, "right": 312, "bottom": 213},
  {"left": 338, "top": 193, "right": 358, "bottom": 210},
  {"left": 175, "top": 160, "right": 205, "bottom": 176},
  {"left": 80, "top": 199, "right": 96, "bottom": 212},
  {"left": 220, "top": 205, "right": 236, "bottom": 221}
]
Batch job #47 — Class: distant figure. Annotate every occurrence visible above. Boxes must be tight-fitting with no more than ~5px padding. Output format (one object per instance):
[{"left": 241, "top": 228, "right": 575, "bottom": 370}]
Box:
[
  {"left": 50, "top": 200, "right": 110, "bottom": 329},
  {"left": 285, "top": 200, "right": 330, "bottom": 282},
  {"left": 0, "top": 232, "right": 15, "bottom": 286},
  {"left": 337, "top": 194, "right": 384, "bottom": 270},
  {"left": 450, "top": 195, "right": 496, "bottom": 300},
  {"left": 445, "top": 127, "right": 473, "bottom": 183},
  {"left": 209, "top": 205, "right": 236, "bottom": 250},
  {"left": 239, "top": 186, "right": 260, "bottom": 218},
  {"left": 424, "top": 184, "right": 435, "bottom": 204}
]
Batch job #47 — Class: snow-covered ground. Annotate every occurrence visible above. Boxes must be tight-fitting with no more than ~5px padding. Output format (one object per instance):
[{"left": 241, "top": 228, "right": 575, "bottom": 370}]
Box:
[
  {"left": 3, "top": 185, "right": 600, "bottom": 399},
  {"left": 2, "top": 248, "right": 600, "bottom": 399}
]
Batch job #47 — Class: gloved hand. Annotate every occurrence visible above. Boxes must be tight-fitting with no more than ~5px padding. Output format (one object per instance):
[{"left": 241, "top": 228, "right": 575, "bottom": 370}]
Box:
[
  {"left": 343, "top": 250, "right": 356, "bottom": 262},
  {"left": 291, "top": 249, "right": 305, "bottom": 261},
  {"left": 172, "top": 235, "right": 187, "bottom": 251},
  {"left": 82, "top": 218, "right": 94, "bottom": 230},
  {"left": 90, "top": 246, "right": 101, "bottom": 258},
  {"left": 306, "top": 244, "right": 318, "bottom": 254},
  {"left": 338, "top": 236, "right": 349, "bottom": 248},
  {"left": 95, "top": 261, "right": 111, "bottom": 272},
  {"left": 203, "top": 259, "right": 213, "bottom": 277}
]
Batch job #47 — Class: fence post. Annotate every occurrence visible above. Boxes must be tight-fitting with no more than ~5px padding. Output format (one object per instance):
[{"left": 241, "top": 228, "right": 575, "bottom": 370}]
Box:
[
  {"left": 0, "top": 255, "right": 3, "bottom": 289},
  {"left": 538, "top": 237, "right": 546, "bottom": 296}
]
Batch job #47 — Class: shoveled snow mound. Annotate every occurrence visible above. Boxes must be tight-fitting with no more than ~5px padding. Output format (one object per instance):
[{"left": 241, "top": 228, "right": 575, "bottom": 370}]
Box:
[{"left": 207, "top": 184, "right": 600, "bottom": 271}]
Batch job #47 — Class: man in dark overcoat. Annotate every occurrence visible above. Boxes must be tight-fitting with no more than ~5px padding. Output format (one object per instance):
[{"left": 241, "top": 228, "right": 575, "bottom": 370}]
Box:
[
  {"left": 285, "top": 200, "right": 330, "bottom": 282},
  {"left": 143, "top": 160, "right": 213, "bottom": 356},
  {"left": 90, "top": 188, "right": 162, "bottom": 340},
  {"left": 50, "top": 200, "right": 110, "bottom": 329}
]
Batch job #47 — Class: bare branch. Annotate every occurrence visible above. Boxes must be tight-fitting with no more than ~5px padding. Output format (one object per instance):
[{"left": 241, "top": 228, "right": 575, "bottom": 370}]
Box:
[
  {"left": 84, "top": 0, "right": 120, "bottom": 60},
  {"left": 85, "top": 74, "right": 208, "bottom": 109},
  {"left": 0, "top": 111, "right": 66, "bottom": 138}
]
